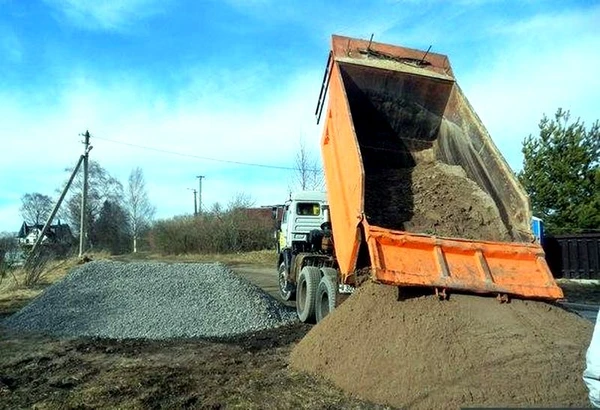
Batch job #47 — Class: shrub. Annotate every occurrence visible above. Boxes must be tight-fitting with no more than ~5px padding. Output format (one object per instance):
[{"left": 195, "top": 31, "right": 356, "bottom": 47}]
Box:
[
  {"left": 0, "top": 234, "right": 22, "bottom": 285},
  {"left": 149, "top": 207, "right": 275, "bottom": 255}
]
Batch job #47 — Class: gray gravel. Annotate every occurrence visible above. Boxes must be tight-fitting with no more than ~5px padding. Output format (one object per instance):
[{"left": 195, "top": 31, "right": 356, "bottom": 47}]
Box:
[{"left": 2, "top": 260, "right": 297, "bottom": 340}]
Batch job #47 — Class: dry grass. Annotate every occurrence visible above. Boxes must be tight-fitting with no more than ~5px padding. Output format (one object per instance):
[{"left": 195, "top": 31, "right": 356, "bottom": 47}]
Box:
[
  {"left": 110, "top": 249, "right": 277, "bottom": 267},
  {"left": 556, "top": 278, "right": 600, "bottom": 305},
  {"left": 0, "top": 252, "right": 111, "bottom": 316}
]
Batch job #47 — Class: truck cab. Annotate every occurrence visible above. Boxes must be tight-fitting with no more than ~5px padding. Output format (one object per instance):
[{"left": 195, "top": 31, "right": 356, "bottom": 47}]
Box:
[
  {"left": 278, "top": 191, "right": 328, "bottom": 253},
  {"left": 276, "top": 191, "right": 328, "bottom": 300}
]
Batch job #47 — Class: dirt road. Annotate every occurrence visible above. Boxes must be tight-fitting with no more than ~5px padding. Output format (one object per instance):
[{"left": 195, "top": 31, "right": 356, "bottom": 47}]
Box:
[
  {"left": 230, "top": 264, "right": 280, "bottom": 301},
  {"left": 231, "top": 264, "right": 599, "bottom": 323}
]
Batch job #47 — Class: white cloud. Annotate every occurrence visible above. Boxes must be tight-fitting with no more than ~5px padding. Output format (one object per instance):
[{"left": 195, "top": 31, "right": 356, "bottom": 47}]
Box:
[
  {"left": 460, "top": 5, "right": 600, "bottom": 171},
  {"left": 490, "top": 5, "right": 600, "bottom": 37},
  {"left": 4, "top": 0, "right": 598, "bottom": 233},
  {"left": 0, "top": 65, "right": 324, "bottom": 232},
  {"left": 43, "top": 0, "right": 171, "bottom": 31},
  {"left": 213, "top": 0, "right": 410, "bottom": 45}
]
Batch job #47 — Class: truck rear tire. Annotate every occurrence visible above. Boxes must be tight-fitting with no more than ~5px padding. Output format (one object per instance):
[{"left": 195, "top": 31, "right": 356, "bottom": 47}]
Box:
[
  {"left": 278, "top": 262, "right": 296, "bottom": 301},
  {"left": 296, "top": 266, "right": 321, "bottom": 323},
  {"left": 315, "top": 274, "right": 337, "bottom": 323}
]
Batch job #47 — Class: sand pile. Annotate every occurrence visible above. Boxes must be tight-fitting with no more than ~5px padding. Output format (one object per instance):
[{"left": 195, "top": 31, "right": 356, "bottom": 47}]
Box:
[
  {"left": 290, "top": 282, "right": 593, "bottom": 409},
  {"left": 365, "top": 161, "right": 512, "bottom": 242}
]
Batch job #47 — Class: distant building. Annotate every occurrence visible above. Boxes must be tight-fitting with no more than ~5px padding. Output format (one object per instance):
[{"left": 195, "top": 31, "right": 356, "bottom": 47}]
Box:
[
  {"left": 17, "top": 221, "right": 74, "bottom": 247},
  {"left": 243, "top": 206, "right": 286, "bottom": 228}
]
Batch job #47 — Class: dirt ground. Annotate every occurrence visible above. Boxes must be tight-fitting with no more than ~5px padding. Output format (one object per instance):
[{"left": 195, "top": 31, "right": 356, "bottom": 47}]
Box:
[
  {"left": 291, "top": 281, "right": 595, "bottom": 409},
  {"left": 1, "top": 257, "right": 597, "bottom": 409},
  {"left": 0, "top": 324, "right": 392, "bottom": 410},
  {"left": 0, "top": 259, "right": 387, "bottom": 410}
]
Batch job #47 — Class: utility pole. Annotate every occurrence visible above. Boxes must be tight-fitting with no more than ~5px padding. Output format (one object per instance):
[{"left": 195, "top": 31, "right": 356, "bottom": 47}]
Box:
[
  {"left": 79, "top": 130, "right": 92, "bottom": 257},
  {"left": 188, "top": 188, "right": 198, "bottom": 216},
  {"left": 28, "top": 154, "right": 84, "bottom": 261},
  {"left": 196, "top": 175, "right": 205, "bottom": 215}
]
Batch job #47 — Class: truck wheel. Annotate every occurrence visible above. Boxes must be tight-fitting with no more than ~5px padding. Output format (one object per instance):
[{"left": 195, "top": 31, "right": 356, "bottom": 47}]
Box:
[
  {"left": 296, "top": 266, "right": 321, "bottom": 323},
  {"left": 315, "top": 274, "right": 337, "bottom": 323},
  {"left": 278, "top": 262, "right": 295, "bottom": 301}
]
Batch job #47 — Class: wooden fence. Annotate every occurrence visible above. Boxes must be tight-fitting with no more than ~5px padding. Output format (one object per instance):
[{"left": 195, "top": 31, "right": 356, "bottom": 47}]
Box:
[{"left": 543, "top": 233, "right": 600, "bottom": 279}]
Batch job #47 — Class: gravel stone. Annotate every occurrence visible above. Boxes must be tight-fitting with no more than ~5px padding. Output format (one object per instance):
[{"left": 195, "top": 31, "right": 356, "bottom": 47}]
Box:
[{"left": 2, "top": 260, "right": 297, "bottom": 340}]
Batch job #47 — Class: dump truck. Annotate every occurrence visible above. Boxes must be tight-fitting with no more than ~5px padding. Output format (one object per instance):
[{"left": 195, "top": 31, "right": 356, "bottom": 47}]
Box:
[{"left": 276, "top": 34, "right": 563, "bottom": 323}]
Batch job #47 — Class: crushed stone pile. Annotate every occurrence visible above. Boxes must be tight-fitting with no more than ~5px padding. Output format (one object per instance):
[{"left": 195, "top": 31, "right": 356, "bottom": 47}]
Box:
[
  {"left": 365, "top": 161, "right": 512, "bottom": 242},
  {"left": 3, "top": 261, "right": 296, "bottom": 340},
  {"left": 290, "top": 282, "right": 594, "bottom": 409}
]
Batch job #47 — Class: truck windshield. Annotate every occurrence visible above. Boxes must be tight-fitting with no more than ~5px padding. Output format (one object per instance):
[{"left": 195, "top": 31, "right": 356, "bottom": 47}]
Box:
[{"left": 297, "top": 203, "right": 321, "bottom": 216}]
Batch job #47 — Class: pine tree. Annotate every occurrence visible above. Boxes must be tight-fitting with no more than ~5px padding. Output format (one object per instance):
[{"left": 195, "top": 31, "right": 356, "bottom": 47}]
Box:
[{"left": 519, "top": 108, "right": 600, "bottom": 234}]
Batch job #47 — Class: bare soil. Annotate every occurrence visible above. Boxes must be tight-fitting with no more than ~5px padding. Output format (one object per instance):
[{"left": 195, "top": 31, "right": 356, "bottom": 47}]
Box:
[
  {"left": 0, "top": 322, "right": 396, "bottom": 409},
  {"left": 1, "top": 258, "right": 596, "bottom": 409},
  {"left": 365, "top": 161, "right": 512, "bottom": 242},
  {"left": 0, "top": 260, "right": 387, "bottom": 410},
  {"left": 0, "top": 324, "right": 394, "bottom": 409},
  {"left": 290, "top": 281, "right": 594, "bottom": 409}
]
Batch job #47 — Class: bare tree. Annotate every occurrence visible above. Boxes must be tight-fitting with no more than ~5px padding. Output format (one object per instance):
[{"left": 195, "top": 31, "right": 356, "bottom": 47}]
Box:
[
  {"left": 62, "top": 160, "right": 124, "bottom": 236},
  {"left": 125, "top": 167, "right": 155, "bottom": 253},
  {"left": 0, "top": 232, "right": 20, "bottom": 284},
  {"left": 210, "top": 202, "right": 223, "bottom": 216},
  {"left": 227, "top": 192, "right": 255, "bottom": 211},
  {"left": 20, "top": 193, "right": 53, "bottom": 225},
  {"left": 293, "top": 138, "right": 323, "bottom": 191}
]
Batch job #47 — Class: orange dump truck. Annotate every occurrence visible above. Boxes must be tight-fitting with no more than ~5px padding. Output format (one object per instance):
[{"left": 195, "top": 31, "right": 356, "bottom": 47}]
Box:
[{"left": 276, "top": 35, "right": 563, "bottom": 323}]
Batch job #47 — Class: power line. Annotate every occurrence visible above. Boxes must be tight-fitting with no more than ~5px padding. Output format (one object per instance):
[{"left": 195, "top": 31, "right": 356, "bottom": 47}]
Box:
[{"left": 93, "top": 136, "right": 319, "bottom": 171}]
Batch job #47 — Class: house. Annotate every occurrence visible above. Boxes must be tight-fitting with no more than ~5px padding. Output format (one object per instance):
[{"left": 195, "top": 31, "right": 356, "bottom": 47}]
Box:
[
  {"left": 17, "top": 221, "right": 74, "bottom": 247},
  {"left": 242, "top": 206, "right": 286, "bottom": 229}
]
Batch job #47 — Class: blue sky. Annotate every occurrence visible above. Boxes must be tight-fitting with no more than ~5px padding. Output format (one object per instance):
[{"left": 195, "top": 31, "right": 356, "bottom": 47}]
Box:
[{"left": 1, "top": 0, "right": 599, "bottom": 233}]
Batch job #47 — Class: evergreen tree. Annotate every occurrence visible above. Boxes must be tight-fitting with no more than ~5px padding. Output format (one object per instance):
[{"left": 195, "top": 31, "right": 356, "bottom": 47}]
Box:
[
  {"left": 93, "top": 200, "right": 131, "bottom": 255},
  {"left": 519, "top": 108, "right": 600, "bottom": 233}
]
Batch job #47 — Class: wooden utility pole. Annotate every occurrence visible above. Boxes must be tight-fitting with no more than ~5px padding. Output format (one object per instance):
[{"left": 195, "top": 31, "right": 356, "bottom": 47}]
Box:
[
  {"left": 28, "top": 155, "right": 84, "bottom": 260},
  {"left": 196, "top": 175, "right": 204, "bottom": 215},
  {"left": 188, "top": 188, "right": 198, "bottom": 216},
  {"left": 79, "top": 131, "right": 92, "bottom": 257}
]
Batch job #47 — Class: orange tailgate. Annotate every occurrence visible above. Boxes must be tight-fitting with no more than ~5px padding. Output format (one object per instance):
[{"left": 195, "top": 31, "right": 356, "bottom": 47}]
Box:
[{"left": 366, "top": 224, "right": 563, "bottom": 300}]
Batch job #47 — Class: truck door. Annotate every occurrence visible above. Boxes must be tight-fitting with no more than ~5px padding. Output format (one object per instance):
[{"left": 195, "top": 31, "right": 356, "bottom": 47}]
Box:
[{"left": 279, "top": 205, "right": 290, "bottom": 250}]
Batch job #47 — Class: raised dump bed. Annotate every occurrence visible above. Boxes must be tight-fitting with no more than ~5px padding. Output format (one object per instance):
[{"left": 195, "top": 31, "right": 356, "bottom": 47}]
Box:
[{"left": 320, "top": 35, "right": 563, "bottom": 300}]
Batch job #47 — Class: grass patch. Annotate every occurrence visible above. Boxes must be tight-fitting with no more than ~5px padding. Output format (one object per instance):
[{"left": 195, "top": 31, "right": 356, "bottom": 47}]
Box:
[
  {"left": 556, "top": 278, "right": 600, "bottom": 304},
  {"left": 0, "top": 252, "right": 111, "bottom": 317},
  {"left": 110, "top": 249, "right": 277, "bottom": 267}
]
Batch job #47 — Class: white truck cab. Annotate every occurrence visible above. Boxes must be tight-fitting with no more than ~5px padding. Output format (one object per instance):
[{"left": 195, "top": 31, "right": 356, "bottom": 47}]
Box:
[
  {"left": 276, "top": 191, "right": 329, "bottom": 303},
  {"left": 278, "top": 191, "right": 328, "bottom": 253}
]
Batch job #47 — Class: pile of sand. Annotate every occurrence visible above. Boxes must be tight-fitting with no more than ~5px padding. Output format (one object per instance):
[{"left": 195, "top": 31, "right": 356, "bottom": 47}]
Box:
[
  {"left": 290, "top": 282, "right": 593, "bottom": 409},
  {"left": 365, "top": 161, "right": 512, "bottom": 242}
]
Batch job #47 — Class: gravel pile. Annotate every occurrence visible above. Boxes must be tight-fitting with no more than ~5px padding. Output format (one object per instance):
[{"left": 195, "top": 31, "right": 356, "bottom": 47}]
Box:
[{"left": 2, "top": 261, "right": 296, "bottom": 340}]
